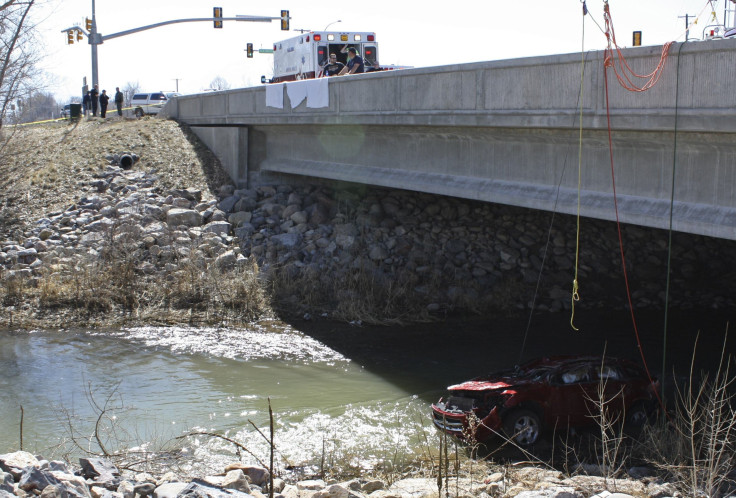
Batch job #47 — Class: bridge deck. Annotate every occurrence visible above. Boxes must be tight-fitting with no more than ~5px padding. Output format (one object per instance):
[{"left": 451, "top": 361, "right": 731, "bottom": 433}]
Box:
[{"left": 164, "top": 39, "right": 736, "bottom": 240}]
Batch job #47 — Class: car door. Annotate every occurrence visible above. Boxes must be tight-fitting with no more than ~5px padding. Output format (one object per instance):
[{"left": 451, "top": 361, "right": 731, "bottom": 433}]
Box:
[{"left": 546, "top": 363, "right": 598, "bottom": 427}]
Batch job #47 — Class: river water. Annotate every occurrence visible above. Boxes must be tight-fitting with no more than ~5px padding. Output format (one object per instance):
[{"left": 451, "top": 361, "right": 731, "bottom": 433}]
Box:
[{"left": 0, "top": 309, "right": 732, "bottom": 474}]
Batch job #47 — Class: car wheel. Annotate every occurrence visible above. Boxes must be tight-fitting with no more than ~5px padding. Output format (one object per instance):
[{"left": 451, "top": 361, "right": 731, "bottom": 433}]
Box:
[
  {"left": 503, "top": 409, "right": 541, "bottom": 446},
  {"left": 625, "top": 401, "right": 654, "bottom": 435},
  {"left": 135, "top": 108, "right": 143, "bottom": 118}
]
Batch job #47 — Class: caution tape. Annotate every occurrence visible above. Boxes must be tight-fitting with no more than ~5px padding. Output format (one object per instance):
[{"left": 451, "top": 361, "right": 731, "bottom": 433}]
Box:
[{"left": 11, "top": 106, "right": 140, "bottom": 127}]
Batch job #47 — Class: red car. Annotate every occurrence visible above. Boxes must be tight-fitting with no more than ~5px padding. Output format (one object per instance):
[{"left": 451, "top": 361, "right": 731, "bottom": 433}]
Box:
[{"left": 431, "top": 356, "right": 659, "bottom": 446}]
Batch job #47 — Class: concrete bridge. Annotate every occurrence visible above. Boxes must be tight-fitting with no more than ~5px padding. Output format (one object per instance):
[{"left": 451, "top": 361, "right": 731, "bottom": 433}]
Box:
[{"left": 163, "top": 38, "right": 736, "bottom": 241}]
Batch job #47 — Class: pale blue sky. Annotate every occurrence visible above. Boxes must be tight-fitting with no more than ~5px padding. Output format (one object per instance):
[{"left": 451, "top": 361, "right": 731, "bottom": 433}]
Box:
[{"left": 32, "top": 0, "right": 733, "bottom": 102}]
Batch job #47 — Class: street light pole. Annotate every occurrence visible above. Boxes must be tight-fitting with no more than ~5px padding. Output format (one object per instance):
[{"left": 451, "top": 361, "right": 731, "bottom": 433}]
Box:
[{"left": 323, "top": 20, "right": 341, "bottom": 31}]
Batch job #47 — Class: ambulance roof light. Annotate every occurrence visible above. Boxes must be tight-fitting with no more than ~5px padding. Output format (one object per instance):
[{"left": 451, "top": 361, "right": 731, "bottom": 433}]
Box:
[
  {"left": 327, "top": 34, "right": 335, "bottom": 40},
  {"left": 354, "top": 34, "right": 361, "bottom": 41},
  {"left": 367, "top": 34, "right": 375, "bottom": 41},
  {"left": 314, "top": 34, "right": 321, "bottom": 41}
]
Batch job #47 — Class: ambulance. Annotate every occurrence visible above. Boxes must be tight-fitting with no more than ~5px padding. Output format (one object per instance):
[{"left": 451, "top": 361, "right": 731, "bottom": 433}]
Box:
[{"left": 270, "top": 31, "right": 380, "bottom": 82}]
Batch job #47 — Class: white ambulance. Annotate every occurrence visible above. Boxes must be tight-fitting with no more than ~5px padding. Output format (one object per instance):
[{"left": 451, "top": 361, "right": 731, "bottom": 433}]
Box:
[{"left": 270, "top": 31, "right": 379, "bottom": 82}]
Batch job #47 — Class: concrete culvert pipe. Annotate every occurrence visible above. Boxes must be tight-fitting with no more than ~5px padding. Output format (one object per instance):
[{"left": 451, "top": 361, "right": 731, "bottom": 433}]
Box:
[{"left": 120, "top": 154, "right": 134, "bottom": 170}]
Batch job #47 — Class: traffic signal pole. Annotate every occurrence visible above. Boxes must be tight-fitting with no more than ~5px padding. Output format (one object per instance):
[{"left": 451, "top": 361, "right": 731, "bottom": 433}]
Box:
[
  {"left": 61, "top": 3, "right": 290, "bottom": 92},
  {"left": 90, "top": 0, "right": 98, "bottom": 89}
]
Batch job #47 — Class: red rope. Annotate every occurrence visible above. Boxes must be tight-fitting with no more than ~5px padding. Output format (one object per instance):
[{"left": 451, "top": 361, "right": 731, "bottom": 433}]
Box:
[
  {"left": 602, "top": 58, "right": 668, "bottom": 418},
  {"left": 603, "top": 3, "right": 674, "bottom": 92}
]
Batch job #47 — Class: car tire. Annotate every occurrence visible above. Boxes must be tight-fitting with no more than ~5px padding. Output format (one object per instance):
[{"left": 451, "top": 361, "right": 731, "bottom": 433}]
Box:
[
  {"left": 625, "top": 401, "right": 654, "bottom": 435},
  {"left": 135, "top": 108, "right": 143, "bottom": 118},
  {"left": 503, "top": 408, "right": 541, "bottom": 447}
]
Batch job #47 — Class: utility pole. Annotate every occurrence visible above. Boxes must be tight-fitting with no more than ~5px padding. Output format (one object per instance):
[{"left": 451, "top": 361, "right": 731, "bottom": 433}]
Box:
[
  {"left": 173, "top": 78, "right": 182, "bottom": 92},
  {"left": 678, "top": 13, "right": 694, "bottom": 40}
]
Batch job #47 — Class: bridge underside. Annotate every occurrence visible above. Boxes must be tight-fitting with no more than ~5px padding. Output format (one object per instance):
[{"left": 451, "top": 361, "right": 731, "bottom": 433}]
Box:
[{"left": 246, "top": 124, "right": 736, "bottom": 241}]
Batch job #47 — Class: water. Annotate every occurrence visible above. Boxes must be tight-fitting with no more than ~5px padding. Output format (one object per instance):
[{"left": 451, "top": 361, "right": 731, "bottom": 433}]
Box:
[
  {"left": 1, "top": 309, "right": 731, "bottom": 474},
  {"left": 0, "top": 323, "right": 432, "bottom": 474}
]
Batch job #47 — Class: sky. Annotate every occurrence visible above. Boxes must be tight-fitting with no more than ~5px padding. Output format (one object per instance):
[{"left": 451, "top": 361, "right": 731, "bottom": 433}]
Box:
[{"left": 30, "top": 0, "right": 735, "bottom": 103}]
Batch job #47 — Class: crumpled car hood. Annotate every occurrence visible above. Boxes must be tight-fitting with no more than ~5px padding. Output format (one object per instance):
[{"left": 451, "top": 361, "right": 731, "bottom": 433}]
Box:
[{"left": 448, "top": 379, "right": 513, "bottom": 391}]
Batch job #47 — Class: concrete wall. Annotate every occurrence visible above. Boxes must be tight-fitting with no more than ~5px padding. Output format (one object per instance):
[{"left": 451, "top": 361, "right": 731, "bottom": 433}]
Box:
[{"left": 164, "top": 39, "right": 736, "bottom": 240}]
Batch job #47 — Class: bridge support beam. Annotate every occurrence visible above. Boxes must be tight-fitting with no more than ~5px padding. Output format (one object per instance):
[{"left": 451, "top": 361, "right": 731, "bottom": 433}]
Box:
[{"left": 189, "top": 125, "right": 250, "bottom": 187}]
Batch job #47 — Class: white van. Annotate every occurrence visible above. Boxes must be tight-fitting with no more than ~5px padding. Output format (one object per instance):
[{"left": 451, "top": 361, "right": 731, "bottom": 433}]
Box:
[{"left": 130, "top": 92, "right": 181, "bottom": 117}]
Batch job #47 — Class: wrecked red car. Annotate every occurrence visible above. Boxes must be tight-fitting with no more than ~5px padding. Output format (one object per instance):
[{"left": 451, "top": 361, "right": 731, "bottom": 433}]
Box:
[{"left": 431, "top": 356, "right": 659, "bottom": 446}]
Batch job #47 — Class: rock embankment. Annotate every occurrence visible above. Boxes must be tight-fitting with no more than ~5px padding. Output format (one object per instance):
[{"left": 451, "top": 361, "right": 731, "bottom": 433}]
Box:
[
  {"left": 2, "top": 151, "right": 736, "bottom": 326},
  {"left": 0, "top": 450, "right": 684, "bottom": 498}
]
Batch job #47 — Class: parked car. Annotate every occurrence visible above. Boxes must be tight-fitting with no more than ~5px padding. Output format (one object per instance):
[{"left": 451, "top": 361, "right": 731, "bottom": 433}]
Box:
[
  {"left": 431, "top": 356, "right": 659, "bottom": 447},
  {"left": 61, "top": 104, "right": 72, "bottom": 118},
  {"left": 130, "top": 91, "right": 181, "bottom": 117}
]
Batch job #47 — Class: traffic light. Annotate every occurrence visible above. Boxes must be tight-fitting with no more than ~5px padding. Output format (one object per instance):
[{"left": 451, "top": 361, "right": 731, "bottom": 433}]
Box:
[
  {"left": 246, "top": 43, "right": 254, "bottom": 58},
  {"left": 280, "top": 10, "right": 289, "bottom": 30},
  {"left": 632, "top": 31, "right": 642, "bottom": 46},
  {"left": 76, "top": 29, "right": 83, "bottom": 42},
  {"left": 213, "top": 7, "right": 223, "bottom": 28},
  {"left": 85, "top": 17, "right": 92, "bottom": 31},
  {"left": 67, "top": 30, "right": 74, "bottom": 44}
]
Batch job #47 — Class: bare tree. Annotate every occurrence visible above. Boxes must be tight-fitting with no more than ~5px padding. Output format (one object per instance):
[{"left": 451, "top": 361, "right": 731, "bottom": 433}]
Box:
[
  {"left": 0, "top": 0, "right": 43, "bottom": 129},
  {"left": 122, "top": 81, "right": 140, "bottom": 107},
  {"left": 208, "top": 76, "right": 230, "bottom": 91},
  {"left": 20, "top": 90, "right": 59, "bottom": 121}
]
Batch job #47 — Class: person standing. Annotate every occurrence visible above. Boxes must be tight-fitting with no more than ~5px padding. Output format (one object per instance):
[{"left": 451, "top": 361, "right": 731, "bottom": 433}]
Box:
[
  {"left": 90, "top": 84, "right": 99, "bottom": 116},
  {"left": 99, "top": 90, "right": 109, "bottom": 118},
  {"left": 339, "top": 47, "right": 364, "bottom": 75},
  {"left": 82, "top": 91, "right": 91, "bottom": 116},
  {"left": 114, "top": 87, "right": 124, "bottom": 116}
]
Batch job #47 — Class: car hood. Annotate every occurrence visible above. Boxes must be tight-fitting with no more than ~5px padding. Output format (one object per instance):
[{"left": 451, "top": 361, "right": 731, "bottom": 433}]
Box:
[{"left": 448, "top": 379, "right": 514, "bottom": 391}]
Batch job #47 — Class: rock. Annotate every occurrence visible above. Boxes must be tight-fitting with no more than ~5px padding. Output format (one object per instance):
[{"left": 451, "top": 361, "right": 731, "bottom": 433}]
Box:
[
  {"left": 202, "top": 221, "right": 231, "bottom": 236},
  {"left": 0, "top": 472, "right": 13, "bottom": 493},
  {"left": 221, "top": 470, "right": 250, "bottom": 494},
  {"left": 79, "top": 459, "right": 119, "bottom": 481},
  {"left": 19, "top": 467, "right": 62, "bottom": 492},
  {"left": 175, "top": 480, "right": 250, "bottom": 498},
  {"left": 166, "top": 208, "right": 203, "bottom": 227},
  {"left": 296, "top": 480, "right": 326, "bottom": 491},
  {"left": 0, "top": 451, "right": 39, "bottom": 478},
  {"left": 218, "top": 195, "right": 240, "bottom": 213},
  {"left": 313, "top": 484, "right": 348, "bottom": 498},
  {"left": 270, "top": 479, "right": 285, "bottom": 494},
  {"left": 228, "top": 212, "right": 252, "bottom": 227},
  {"left": 222, "top": 466, "right": 269, "bottom": 487},
  {"left": 50, "top": 472, "right": 92, "bottom": 498},
  {"left": 271, "top": 233, "right": 301, "bottom": 248},
  {"left": 360, "top": 481, "right": 384, "bottom": 493},
  {"left": 290, "top": 211, "right": 308, "bottom": 225},
  {"left": 40, "top": 485, "right": 69, "bottom": 498},
  {"left": 215, "top": 250, "right": 237, "bottom": 268},
  {"left": 151, "top": 482, "right": 187, "bottom": 498},
  {"left": 133, "top": 483, "right": 155, "bottom": 497},
  {"left": 387, "top": 478, "right": 436, "bottom": 497},
  {"left": 116, "top": 481, "right": 134, "bottom": 498}
]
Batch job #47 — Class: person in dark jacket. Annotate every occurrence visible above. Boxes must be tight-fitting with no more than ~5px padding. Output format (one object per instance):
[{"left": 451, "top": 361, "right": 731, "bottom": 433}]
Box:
[
  {"left": 90, "top": 84, "right": 99, "bottom": 116},
  {"left": 114, "top": 87, "right": 124, "bottom": 116},
  {"left": 82, "top": 91, "right": 91, "bottom": 116},
  {"left": 99, "top": 90, "right": 109, "bottom": 118}
]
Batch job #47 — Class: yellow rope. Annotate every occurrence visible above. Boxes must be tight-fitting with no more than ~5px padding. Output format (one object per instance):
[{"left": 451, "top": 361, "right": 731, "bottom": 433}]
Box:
[{"left": 571, "top": 1, "right": 587, "bottom": 331}]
